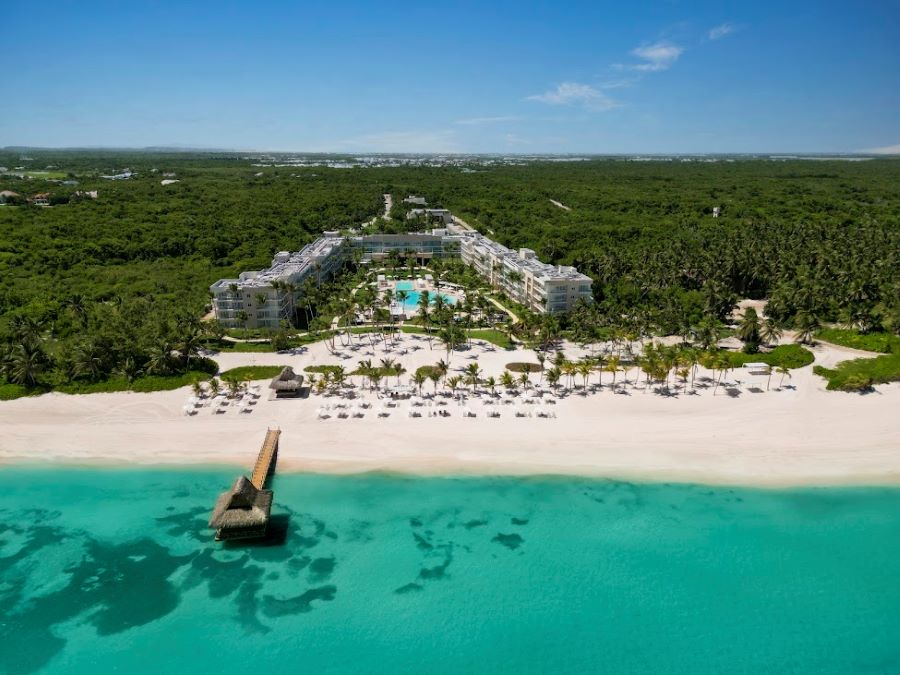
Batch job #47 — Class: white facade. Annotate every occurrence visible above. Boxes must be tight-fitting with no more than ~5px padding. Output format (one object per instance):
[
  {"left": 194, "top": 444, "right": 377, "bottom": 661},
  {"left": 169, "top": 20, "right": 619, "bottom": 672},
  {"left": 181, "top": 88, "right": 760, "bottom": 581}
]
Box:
[
  {"left": 459, "top": 232, "right": 592, "bottom": 314},
  {"left": 210, "top": 236, "right": 347, "bottom": 329},
  {"left": 210, "top": 216, "right": 593, "bottom": 328}
]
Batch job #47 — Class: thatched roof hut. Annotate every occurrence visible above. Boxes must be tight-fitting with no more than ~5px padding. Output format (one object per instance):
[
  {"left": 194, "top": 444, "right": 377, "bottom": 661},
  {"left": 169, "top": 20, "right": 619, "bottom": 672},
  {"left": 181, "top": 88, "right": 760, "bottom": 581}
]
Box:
[
  {"left": 208, "top": 475, "right": 273, "bottom": 540},
  {"left": 269, "top": 366, "right": 304, "bottom": 397}
]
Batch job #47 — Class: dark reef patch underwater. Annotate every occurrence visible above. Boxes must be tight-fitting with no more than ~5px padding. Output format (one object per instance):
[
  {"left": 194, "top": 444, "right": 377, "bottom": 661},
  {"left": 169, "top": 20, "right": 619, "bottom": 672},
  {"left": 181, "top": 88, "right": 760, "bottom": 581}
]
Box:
[{"left": 1, "top": 468, "right": 899, "bottom": 673}]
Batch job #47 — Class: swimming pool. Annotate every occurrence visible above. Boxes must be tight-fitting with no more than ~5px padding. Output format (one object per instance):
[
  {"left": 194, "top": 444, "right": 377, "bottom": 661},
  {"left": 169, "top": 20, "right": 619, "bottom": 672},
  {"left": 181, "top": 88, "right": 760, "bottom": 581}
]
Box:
[{"left": 392, "top": 280, "right": 455, "bottom": 311}]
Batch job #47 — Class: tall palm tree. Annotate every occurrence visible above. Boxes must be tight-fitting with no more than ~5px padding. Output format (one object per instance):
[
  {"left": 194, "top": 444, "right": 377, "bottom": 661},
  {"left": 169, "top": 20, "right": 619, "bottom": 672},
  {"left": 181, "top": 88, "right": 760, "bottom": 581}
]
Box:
[
  {"left": 428, "top": 369, "right": 441, "bottom": 393},
  {"left": 760, "top": 318, "right": 783, "bottom": 348},
  {"left": 413, "top": 370, "right": 427, "bottom": 394},
  {"left": 776, "top": 366, "right": 792, "bottom": 388},
  {"left": 485, "top": 375, "right": 497, "bottom": 395},
  {"left": 576, "top": 361, "right": 592, "bottom": 390},
  {"left": 546, "top": 366, "right": 561, "bottom": 391},
  {"left": 738, "top": 307, "right": 762, "bottom": 354},
  {"left": 793, "top": 311, "right": 819, "bottom": 345},
  {"left": 605, "top": 355, "right": 621, "bottom": 390},
  {"left": 500, "top": 370, "right": 515, "bottom": 392},
  {"left": 62, "top": 293, "right": 89, "bottom": 327},
  {"left": 6, "top": 339, "right": 49, "bottom": 387},
  {"left": 418, "top": 290, "right": 432, "bottom": 349},
  {"left": 464, "top": 362, "right": 481, "bottom": 393}
]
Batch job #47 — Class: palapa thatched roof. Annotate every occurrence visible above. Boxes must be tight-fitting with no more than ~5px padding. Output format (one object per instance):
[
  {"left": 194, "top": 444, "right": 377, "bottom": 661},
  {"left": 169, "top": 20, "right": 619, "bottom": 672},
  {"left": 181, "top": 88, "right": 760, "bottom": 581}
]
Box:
[
  {"left": 208, "top": 475, "right": 273, "bottom": 529},
  {"left": 269, "top": 366, "right": 304, "bottom": 391}
]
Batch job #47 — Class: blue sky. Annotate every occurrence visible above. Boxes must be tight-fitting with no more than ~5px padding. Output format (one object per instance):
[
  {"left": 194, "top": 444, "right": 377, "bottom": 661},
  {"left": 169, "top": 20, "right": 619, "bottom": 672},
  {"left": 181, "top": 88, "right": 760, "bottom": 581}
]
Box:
[{"left": 2, "top": 1, "right": 898, "bottom": 153}]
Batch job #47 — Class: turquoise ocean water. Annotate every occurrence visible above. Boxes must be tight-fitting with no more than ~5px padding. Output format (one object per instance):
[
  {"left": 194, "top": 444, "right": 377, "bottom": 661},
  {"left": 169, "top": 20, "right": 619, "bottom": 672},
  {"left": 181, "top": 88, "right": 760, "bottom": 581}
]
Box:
[{"left": 2, "top": 468, "right": 899, "bottom": 674}]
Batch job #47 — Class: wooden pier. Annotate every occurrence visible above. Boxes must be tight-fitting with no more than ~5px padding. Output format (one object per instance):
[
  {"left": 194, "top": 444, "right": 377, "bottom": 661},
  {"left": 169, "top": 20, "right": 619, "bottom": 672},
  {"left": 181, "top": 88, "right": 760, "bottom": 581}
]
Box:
[
  {"left": 251, "top": 428, "right": 280, "bottom": 489},
  {"left": 208, "top": 428, "right": 281, "bottom": 541}
]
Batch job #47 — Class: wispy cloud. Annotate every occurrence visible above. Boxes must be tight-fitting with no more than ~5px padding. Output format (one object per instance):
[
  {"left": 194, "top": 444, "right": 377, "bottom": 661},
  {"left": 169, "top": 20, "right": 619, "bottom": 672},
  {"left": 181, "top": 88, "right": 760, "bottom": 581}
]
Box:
[
  {"left": 526, "top": 82, "right": 619, "bottom": 111},
  {"left": 708, "top": 23, "right": 736, "bottom": 40},
  {"left": 454, "top": 116, "right": 521, "bottom": 126},
  {"left": 621, "top": 41, "right": 684, "bottom": 72},
  {"left": 860, "top": 143, "right": 900, "bottom": 154}
]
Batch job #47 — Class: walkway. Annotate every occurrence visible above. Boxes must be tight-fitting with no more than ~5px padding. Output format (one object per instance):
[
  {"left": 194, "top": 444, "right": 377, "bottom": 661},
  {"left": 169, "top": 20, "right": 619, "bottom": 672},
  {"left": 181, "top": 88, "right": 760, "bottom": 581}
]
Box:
[{"left": 250, "top": 427, "right": 281, "bottom": 489}]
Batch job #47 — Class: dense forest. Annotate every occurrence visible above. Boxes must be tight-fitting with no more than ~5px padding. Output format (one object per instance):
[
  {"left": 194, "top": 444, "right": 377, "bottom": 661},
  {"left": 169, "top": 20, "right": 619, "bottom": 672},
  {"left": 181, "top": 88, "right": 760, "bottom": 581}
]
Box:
[{"left": 1, "top": 150, "right": 898, "bottom": 394}]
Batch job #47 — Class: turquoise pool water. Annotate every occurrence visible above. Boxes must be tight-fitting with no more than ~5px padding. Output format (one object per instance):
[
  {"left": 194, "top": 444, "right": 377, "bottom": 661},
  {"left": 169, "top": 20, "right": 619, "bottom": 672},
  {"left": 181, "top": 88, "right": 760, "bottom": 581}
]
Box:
[
  {"left": 2, "top": 469, "right": 900, "bottom": 673},
  {"left": 392, "top": 280, "right": 455, "bottom": 310}
]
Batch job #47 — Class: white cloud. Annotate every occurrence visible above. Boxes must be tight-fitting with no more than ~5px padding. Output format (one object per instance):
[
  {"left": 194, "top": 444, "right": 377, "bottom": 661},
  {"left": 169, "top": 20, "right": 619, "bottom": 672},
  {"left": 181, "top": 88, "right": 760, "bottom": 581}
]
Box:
[
  {"left": 708, "top": 23, "right": 736, "bottom": 40},
  {"left": 861, "top": 143, "right": 900, "bottom": 154},
  {"left": 336, "top": 130, "right": 459, "bottom": 153},
  {"left": 526, "top": 82, "right": 619, "bottom": 111},
  {"left": 624, "top": 41, "right": 684, "bottom": 72},
  {"left": 454, "top": 116, "right": 521, "bottom": 126}
]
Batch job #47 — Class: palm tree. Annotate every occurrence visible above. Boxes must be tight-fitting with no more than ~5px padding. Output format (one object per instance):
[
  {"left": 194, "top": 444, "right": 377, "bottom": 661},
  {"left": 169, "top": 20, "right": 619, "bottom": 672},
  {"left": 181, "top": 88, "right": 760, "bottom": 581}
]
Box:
[
  {"left": 518, "top": 372, "right": 530, "bottom": 391},
  {"left": 191, "top": 378, "right": 206, "bottom": 398},
  {"left": 485, "top": 375, "right": 496, "bottom": 395},
  {"left": 413, "top": 370, "right": 427, "bottom": 394},
  {"left": 464, "top": 362, "right": 481, "bottom": 393},
  {"left": 500, "top": 370, "right": 515, "bottom": 392},
  {"left": 357, "top": 359, "right": 373, "bottom": 389},
  {"left": 545, "top": 366, "right": 561, "bottom": 391},
  {"left": 418, "top": 290, "right": 432, "bottom": 348},
  {"left": 435, "top": 359, "right": 449, "bottom": 386},
  {"left": 738, "top": 307, "right": 762, "bottom": 354},
  {"left": 776, "top": 366, "right": 792, "bottom": 388},
  {"left": 536, "top": 352, "right": 546, "bottom": 381},
  {"left": 62, "top": 293, "right": 89, "bottom": 327},
  {"left": 117, "top": 356, "right": 143, "bottom": 384},
  {"left": 428, "top": 369, "right": 441, "bottom": 393},
  {"left": 225, "top": 375, "right": 243, "bottom": 398},
  {"left": 576, "top": 361, "right": 592, "bottom": 390},
  {"left": 605, "top": 355, "right": 621, "bottom": 390},
  {"left": 447, "top": 375, "right": 462, "bottom": 395},
  {"left": 207, "top": 377, "right": 221, "bottom": 397},
  {"left": 561, "top": 361, "right": 576, "bottom": 390},
  {"left": 793, "top": 311, "right": 819, "bottom": 345},
  {"left": 6, "top": 339, "right": 49, "bottom": 387},
  {"left": 760, "top": 318, "right": 783, "bottom": 347}
]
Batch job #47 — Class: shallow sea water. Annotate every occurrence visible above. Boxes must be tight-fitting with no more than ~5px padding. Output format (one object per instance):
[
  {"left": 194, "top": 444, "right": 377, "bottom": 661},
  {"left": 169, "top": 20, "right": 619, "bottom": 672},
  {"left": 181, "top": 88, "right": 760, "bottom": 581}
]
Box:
[{"left": 1, "top": 468, "right": 899, "bottom": 673}]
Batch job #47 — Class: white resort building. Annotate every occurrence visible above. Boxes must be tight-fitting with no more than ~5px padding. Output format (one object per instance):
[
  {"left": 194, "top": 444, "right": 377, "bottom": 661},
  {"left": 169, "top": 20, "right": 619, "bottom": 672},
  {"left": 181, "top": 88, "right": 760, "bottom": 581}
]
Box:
[{"left": 210, "top": 215, "right": 593, "bottom": 328}]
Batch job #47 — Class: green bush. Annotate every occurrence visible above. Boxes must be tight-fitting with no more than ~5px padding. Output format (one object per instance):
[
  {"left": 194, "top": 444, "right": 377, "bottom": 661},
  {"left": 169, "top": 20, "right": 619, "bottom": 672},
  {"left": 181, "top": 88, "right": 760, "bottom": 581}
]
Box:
[
  {"left": 816, "top": 328, "right": 899, "bottom": 354},
  {"left": 724, "top": 344, "right": 814, "bottom": 369},
  {"left": 814, "top": 353, "right": 900, "bottom": 391},
  {"left": 218, "top": 365, "right": 286, "bottom": 381},
  {"left": 505, "top": 362, "right": 543, "bottom": 373}
]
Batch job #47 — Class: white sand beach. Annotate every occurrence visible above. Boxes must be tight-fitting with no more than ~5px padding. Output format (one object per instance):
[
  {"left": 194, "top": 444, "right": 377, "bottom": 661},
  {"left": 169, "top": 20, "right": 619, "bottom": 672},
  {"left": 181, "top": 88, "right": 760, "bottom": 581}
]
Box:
[{"left": 1, "top": 333, "right": 898, "bottom": 487}]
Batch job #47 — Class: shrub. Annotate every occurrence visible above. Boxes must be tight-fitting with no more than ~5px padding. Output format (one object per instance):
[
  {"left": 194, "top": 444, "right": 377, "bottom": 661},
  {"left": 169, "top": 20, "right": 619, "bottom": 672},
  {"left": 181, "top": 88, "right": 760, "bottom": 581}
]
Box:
[
  {"left": 814, "top": 353, "right": 900, "bottom": 391},
  {"left": 816, "top": 328, "right": 899, "bottom": 354},
  {"left": 505, "top": 362, "right": 543, "bottom": 373},
  {"left": 218, "top": 365, "right": 286, "bottom": 381}
]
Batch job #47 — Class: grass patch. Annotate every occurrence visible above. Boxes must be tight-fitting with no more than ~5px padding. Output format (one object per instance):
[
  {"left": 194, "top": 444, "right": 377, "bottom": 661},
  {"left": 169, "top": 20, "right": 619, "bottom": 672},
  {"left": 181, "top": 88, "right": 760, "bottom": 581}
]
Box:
[
  {"left": 304, "top": 365, "right": 345, "bottom": 375},
  {"left": 468, "top": 329, "right": 513, "bottom": 349},
  {"left": 505, "top": 362, "right": 543, "bottom": 373},
  {"left": 415, "top": 365, "right": 439, "bottom": 379},
  {"left": 816, "top": 328, "right": 899, "bottom": 354},
  {"left": 814, "top": 352, "right": 900, "bottom": 391},
  {"left": 218, "top": 365, "right": 286, "bottom": 381},
  {"left": 723, "top": 344, "right": 814, "bottom": 369}
]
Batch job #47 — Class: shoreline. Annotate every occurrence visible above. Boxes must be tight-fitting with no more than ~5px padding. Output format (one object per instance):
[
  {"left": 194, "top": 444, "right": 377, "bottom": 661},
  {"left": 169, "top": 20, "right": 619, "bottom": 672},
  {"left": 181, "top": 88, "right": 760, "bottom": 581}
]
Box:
[
  {"left": 2, "top": 333, "right": 898, "bottom": 490},
  {"left": 3, "top": 455, "right": 900, "bottom": 490}
]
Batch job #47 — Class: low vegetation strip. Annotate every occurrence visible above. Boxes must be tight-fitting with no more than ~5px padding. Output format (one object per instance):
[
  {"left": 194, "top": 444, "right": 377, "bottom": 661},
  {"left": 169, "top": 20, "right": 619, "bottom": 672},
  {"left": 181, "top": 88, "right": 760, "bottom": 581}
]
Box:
[
  {"left": 217, "top": 366, "right": 286, "bottom": 381},
  {"left": 814, "top": 353, "right": 900, "bottom": 391},
  {"left": 505, "top": 362, "right": 543, "bottom": 373},
  {"left": 723, "top": 344, "right": 814, "bottom": 369},
  {"left": 815, "top": 329, "right": 900, "bottom": 354}
]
